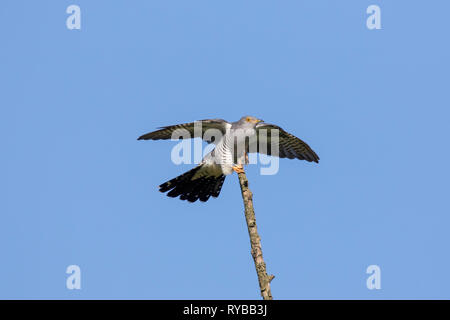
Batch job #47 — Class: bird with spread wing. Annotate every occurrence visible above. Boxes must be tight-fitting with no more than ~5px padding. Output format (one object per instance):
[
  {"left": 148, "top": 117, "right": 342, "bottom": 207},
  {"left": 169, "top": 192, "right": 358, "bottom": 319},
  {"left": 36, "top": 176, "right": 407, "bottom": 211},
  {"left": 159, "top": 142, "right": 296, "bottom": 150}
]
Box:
[{"left": 138, "top": 116, "right": 319, "bottom": 202}]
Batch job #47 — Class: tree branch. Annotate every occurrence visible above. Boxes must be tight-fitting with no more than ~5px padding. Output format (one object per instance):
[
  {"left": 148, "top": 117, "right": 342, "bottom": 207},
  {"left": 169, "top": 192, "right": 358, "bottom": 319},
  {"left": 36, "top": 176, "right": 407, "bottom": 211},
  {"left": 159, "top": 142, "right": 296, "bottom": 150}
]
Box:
[{"left": 237, "top": 170, "right": 274, "bottom": 300}]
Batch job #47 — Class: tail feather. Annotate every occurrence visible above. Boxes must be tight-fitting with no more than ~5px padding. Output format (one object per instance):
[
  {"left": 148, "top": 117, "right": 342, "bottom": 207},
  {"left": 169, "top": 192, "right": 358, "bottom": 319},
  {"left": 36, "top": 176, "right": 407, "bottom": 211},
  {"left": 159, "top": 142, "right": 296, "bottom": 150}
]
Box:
[
  {"left": 212, "top": 176, "right": 225, "bottom": 197},
  {"left": 159, "top": 166, "right": 226, "bottom": 202},
  {"left": 198, "top": 177, "right": 216, "bottom": 202},
  {"left": 159, "top": 166, "right": 200, "bottom": 193}
]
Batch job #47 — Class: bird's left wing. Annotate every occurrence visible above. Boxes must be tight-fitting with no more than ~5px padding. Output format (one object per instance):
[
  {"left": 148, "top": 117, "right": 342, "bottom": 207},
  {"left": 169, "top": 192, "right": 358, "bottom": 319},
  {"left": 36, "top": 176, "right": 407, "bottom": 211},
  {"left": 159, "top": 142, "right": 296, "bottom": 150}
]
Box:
[
  {"left": 248, "top": 122, "right": 320, "bottom": 163},
  {"left": 137, "top": 119, "right": 230, "bottom": 143}
]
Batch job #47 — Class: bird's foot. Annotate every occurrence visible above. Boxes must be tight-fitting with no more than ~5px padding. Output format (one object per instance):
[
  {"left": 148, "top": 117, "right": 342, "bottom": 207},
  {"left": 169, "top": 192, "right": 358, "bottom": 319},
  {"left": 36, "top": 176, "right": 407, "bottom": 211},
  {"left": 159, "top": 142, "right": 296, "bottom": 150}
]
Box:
[{"left": 232, "top": 165, "right": 245, "bottom": 174}]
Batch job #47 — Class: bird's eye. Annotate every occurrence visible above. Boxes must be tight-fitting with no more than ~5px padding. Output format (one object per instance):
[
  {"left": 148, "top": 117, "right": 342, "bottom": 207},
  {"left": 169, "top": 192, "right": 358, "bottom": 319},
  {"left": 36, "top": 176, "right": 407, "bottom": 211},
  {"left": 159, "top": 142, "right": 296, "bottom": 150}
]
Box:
[{"left": 246, "top": 117, "right": 251, "bottom": 122}]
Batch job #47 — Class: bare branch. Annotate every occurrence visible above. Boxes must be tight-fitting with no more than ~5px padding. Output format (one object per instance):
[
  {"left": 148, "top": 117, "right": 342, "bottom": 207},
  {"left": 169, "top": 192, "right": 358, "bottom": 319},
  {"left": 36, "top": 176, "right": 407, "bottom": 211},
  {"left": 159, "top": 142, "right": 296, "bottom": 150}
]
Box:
[{"left": 237, "top": 171, "right": 274, "bottom": 300}]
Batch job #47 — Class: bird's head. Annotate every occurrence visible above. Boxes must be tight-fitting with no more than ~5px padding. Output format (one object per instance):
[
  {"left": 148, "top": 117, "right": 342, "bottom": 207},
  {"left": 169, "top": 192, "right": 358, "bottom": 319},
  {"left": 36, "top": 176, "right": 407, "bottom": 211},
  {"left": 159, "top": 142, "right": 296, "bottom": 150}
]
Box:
[{"left": 239, "top": 116, "right": 264, "bottom": 127}]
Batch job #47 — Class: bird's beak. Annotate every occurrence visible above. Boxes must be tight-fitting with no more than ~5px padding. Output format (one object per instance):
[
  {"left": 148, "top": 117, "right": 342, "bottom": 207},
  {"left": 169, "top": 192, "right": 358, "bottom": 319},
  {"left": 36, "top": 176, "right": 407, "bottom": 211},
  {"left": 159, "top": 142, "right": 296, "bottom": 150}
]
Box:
[{"left": 257, "top": 119, "right": 264, "bottom": 123}]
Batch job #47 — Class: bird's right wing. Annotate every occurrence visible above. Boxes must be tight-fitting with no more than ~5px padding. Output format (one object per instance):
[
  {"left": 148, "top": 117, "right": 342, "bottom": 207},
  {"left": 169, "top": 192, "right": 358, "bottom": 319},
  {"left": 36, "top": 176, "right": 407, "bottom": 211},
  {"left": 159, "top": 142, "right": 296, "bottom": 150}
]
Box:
[{"left": 137, "top": 119, "right": 230, "bottom": 143}]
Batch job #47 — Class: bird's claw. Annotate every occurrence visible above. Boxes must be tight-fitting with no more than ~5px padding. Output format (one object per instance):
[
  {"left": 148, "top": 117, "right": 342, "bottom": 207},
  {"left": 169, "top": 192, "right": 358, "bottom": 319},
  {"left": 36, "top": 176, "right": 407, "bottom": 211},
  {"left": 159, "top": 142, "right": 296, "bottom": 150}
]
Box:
[{"left": 232, "top": 165, "right": 245, "bottom": 174}]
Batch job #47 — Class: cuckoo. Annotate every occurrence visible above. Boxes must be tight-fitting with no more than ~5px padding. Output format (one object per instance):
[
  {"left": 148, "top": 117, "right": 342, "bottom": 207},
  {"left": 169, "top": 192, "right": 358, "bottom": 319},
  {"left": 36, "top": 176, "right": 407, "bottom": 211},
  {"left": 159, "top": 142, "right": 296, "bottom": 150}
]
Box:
[{"left": 138, "top": 116, "right": 319, "bottom": 202}]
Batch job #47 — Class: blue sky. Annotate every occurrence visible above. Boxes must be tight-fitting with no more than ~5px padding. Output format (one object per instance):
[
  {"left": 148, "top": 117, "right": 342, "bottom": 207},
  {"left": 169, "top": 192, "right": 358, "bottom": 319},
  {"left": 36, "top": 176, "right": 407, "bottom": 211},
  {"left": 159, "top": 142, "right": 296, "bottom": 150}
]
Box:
[{"left": 1, "top": 1, "right": 450, "bottom": 299}]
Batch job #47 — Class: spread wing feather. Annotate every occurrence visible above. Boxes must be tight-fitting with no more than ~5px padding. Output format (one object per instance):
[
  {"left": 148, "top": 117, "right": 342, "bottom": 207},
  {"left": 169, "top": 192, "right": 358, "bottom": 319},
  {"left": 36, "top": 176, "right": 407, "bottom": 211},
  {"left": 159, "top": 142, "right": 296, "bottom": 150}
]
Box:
[
  {"left": 248, "top": 123, "right": 320, "bottom": 163},
  {"left": 137, "top": 119, "right": 229, "bottom": 143}
]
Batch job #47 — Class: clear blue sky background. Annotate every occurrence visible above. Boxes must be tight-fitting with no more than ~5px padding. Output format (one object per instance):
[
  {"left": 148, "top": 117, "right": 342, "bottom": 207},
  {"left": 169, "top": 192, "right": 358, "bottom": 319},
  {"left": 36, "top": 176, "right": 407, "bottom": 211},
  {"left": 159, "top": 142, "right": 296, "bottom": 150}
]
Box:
[{"left": 1, "top": 1, "right": 449, "bottom": 299}]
